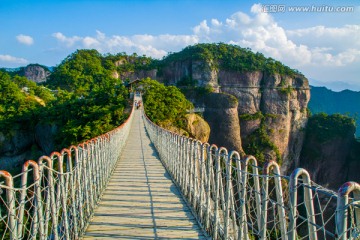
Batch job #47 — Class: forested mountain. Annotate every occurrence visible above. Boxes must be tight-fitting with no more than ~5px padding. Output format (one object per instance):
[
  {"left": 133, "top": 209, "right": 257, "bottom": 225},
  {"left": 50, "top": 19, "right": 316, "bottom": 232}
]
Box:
[
  {"left": 2, "top": 43, "right": 359, "bottom": 190},
  {"left": 0, "top": 50, "right": 131, "bottom": 172},
  {"left": 309, "top": 86, "right": 360, "bottom": 137}
]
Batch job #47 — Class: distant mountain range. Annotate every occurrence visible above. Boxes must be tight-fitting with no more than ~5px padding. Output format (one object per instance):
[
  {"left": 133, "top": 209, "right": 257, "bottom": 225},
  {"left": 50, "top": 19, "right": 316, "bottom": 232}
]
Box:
[{"left": 309, "top": 86, "right": 360, "bottom": 137}]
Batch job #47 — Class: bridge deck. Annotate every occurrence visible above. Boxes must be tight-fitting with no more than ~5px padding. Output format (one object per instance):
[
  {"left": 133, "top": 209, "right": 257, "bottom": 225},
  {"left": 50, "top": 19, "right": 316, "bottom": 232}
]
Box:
[{"left": 83, "top": 109, "right": 206, "bottom": 239}]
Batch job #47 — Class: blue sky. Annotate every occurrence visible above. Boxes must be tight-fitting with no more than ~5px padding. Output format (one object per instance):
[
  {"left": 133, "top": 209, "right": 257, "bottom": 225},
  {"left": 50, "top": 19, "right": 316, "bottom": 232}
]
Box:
[{"left": 1, "top": 0, "right": 359, "bottom": 91}]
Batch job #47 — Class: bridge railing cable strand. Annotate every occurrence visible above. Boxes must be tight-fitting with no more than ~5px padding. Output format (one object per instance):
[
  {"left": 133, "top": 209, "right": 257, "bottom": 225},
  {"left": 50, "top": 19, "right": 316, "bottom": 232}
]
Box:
[
  {"left": 0, "top": 105, "right": 134, "bottom": 240},
  {"left": 143, "top": 111, "right": 360, "bottom": 240}
]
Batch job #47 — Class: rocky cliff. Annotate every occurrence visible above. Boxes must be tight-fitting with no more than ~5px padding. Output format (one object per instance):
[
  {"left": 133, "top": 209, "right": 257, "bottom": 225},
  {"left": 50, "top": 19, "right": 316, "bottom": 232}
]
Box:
[
  {"left": 154, "top": 58, "right": 309, "bottom": 172},
  {"left": 299, "top": 113, "right": 360, "bottom": 190},
  {"left": 0, "top": 123, "right": 57, "bottom": 172},
  {"left": 19, "top": 64, "right": 51, "bottom": 83}
]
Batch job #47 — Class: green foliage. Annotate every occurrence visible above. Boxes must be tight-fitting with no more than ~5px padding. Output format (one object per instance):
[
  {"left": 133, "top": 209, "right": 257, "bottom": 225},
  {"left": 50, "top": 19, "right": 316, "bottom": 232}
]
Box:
[
  {"left": 279, "top": 85, "right": 295, "bottom": 95},
  {"left": 239, "top": 112, "right": 264, "bottom": 121},
  {"left": 142, "top": 78, "right": 193, "bottom": 129},
  {"left": 104, "top": 52, "right": 156, "bottom": 76},
  {"left": 161, "top": 43, "right": 302, "bottom": 77},
  {"left": 241, "top": 112, "right": 281, "bottom": 165},
  {"left": 309, "top": 86, "right": 360, "bottom": 137},
  {"left": 0, "top": 71, "right": 54, "bottom": 129},
  {"left": 306, "top": 113, "right": 356, "bottom": 143},
  {"left": 1, "top": 49, "right": 130, "bottom": 151},
  {"left": 176, "top": 76, "right": 198, "bottom": 87},
  {"left": 47, "top": 49, "right": 113, "bottom": 95},
  {"left": 43, "top": 49, "right": 130, "bottom": 148}
]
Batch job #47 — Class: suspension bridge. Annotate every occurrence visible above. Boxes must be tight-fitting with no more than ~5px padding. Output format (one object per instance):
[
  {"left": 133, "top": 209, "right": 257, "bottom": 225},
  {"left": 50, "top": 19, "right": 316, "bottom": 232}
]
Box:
[{"left": 1, "top": 96, "right": 360, "bottom": 239}]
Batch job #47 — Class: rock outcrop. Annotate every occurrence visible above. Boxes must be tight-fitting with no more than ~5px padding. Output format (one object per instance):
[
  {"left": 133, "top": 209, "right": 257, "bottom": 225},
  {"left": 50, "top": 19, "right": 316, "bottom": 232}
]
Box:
[
  {"left": 185, "top": 113, "right": 211, "bottom": 143},
  {"left": 299, "top": 115, "right": 360, "bottom": 190},
  {"left": 0, "top": 123, "right": 57, "bottom": 171},
  {"left": 0, "top": 126, "right": 35, "bottom": 171},
  {"left": 157, "top": 113, "right": 211, "bottom": 143},
  {"left": 155, "top": 60, "right": 310, "bottom": 172},
  {"left": 203, "top": 93, "right": 243, "bottom": 153},
  {"left": 20, "top": 64, "right": 51, "bottom": 83}
]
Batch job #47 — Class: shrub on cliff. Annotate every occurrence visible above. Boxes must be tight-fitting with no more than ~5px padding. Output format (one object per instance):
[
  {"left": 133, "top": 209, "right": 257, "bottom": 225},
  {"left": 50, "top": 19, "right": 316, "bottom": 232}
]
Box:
[
  {"left": 142, "top": 78, "right": 193, "bottom": 129},
  {"left": 0, "top": 71, "right": 54, "bottom": 129},
  {"left": 43, "top": 49, "right": 130, "bottom": 148},
  {"left": 160, "top": 43, "right": 302, "bottom": 77},
  {"left": 306, "top": 113, "right": 356, "bottom": 143}
]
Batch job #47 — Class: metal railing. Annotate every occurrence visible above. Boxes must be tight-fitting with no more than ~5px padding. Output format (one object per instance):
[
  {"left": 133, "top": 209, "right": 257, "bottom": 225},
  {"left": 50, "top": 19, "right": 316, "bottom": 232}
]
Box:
[
  {"left": 0, "top": 106, "right": 134, "bottom": 240},
  {"left": 143, "top": 112, "right": 360, "bottom": 240}
]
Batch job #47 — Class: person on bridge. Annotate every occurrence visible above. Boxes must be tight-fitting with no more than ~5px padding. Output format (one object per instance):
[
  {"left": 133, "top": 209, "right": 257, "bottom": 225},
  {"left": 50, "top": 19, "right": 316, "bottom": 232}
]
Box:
[{"left": 134, "top": 100, "right": 138, "bottom": 109}]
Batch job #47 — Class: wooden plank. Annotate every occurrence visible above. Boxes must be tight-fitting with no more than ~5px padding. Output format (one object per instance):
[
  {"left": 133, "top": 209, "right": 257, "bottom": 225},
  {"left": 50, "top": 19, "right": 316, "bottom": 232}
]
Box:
[{"left": 83, "top": 109, "right": 206, "bottom": 239}]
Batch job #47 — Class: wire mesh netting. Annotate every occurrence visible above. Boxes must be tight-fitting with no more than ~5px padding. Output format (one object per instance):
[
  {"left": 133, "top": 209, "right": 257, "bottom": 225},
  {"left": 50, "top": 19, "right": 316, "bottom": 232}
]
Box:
[
  {"left": 0, "top": 108, "right": 134, "bottom": 240},
  {"left": 144, "top": 112, "right": 360, "bottom": 240}
]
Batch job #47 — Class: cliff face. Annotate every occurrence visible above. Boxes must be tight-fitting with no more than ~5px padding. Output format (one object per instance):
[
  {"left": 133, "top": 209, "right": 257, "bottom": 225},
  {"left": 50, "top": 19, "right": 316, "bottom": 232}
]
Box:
[
  {"left": 20, "top": 64, "right": 51, "bottom": 83},
  {"left": 299, "top": 129, "right": 360, "bottom": 190},
  {"left": 0, "top": 123, "right": 57, "bottom": 171},
  {"left": 203, "top": 93, "right": 243, "bottom": 153},
  {"left": 299, "top": 114, "right": 360, "bottom": 190},
  {"left": 156, "top": 60, "right": 310, "bottom": 172}
]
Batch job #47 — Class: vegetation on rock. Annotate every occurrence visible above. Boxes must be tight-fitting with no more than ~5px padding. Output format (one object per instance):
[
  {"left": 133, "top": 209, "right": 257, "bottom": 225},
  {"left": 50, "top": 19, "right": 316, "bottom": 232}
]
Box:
[
  {"left": 305, "top": 113, "right": 356, "bottom": 143},
  {"left": 0, "top": 70, "right": 54, "bottom": 129},
  {"left": 1, "top": 49, "right": 130, "bottom": 155},
  {"left": 141, "top": 78, "right": 210, "bottom": 141},
  {"left": 159, "top": 43, "right": 302, "bottom": 77},
  {"left": 309, "top": 86, "right": 360, "bottom": 137},
  {"left": 141, "top": 78, "right": 193, "bottom": 129},
  {"left": 240, "top": 112, "right": 281, "bottom": 165}
]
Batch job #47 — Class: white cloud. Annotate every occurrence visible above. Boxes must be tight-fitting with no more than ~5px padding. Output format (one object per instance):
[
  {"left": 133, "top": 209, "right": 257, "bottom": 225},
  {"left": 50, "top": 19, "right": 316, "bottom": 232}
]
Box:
[
  {"left": 52, "top": 31, "right": 198, "bottom": 59},
  {"left": 50, "top": 4, "right": 359, "bottom": 88},
  {"left": 52, "top": 32, "right": 82, "bottom": 47},
  {"left": 16, "top": 34, "right": 34, "bottom": 45},
  {"left": 0, "top": 54, "right": 28, "bottom": 64},
  {"left": 83, "top": 37, "right": 100, "bottom": 48}
]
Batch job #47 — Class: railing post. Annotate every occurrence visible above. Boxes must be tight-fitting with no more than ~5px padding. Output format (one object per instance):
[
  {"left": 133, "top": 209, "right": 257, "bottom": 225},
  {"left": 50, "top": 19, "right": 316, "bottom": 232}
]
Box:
[
  {"left": 213, "top": 147, "right": 221, "bottom": 239},
  {"left": 205, "top": 144, "right": 216, "bottom": 231},
  {"left": 199, "top": 143, "right": 209, "bottom": 224},
  {"left": 38, "top": 156, "right": 59, "bottom": 240},
  {"left": 238, "top": 156, "right": 261, "bottom": 239},
  {"left": 0, "top": 171, "right": 18, "bottom": 240},
  {"left": 336, "top": 182, "right": 360, "bottom": 240},
  {"left": 260, "top": 160, "right": 287, "bottom": 240},
  {"left": 18, "top": 160, "right": 44, "bottom": 239},
  {"left": 224, "top": 151, "right": 237, "bottom": 239},
  {"left": 288, "top": 168, "right": 317, "bottom": 240}
]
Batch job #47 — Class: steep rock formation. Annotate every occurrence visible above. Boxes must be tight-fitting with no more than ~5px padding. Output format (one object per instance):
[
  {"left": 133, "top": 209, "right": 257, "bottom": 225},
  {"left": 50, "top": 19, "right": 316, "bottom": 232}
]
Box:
[
  {"left": 0, "top": 127, "right": 35, "bottom": 170},
  {"left": 203, "top": 93, "right": 242, "bottom": 153},
  {"left": 300, "top": 131, "right": 358, "bottom": 190},
  {"left": 20, "top": 64, "right": 51, "bottom": 83},
  {"left": 156, "top": 60, "right": 309, "bottom": 172},
  {"left": 0, "top": 123, "right": 58, "bottom": 171},
  {"left": 35, "top": 123, "right": 57, "bottom": 155},
  {"left": 299, "top": 115, "right": 360, "bottom": 190},
  {"left": 185, "top": 113, "right": 211, "bottom": 143},
  {"left": 119, "top": 69, "right": 157, "bottom": 81},
  {"left": 158, "top": 113, "right": 211, "bottom": 143}
]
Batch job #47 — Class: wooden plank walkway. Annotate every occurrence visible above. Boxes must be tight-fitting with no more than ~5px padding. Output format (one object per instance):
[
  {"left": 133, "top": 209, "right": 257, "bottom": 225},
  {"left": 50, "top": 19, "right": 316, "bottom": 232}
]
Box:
[{"left": 83, "top": 109, "right": 206, "bottom": 239}]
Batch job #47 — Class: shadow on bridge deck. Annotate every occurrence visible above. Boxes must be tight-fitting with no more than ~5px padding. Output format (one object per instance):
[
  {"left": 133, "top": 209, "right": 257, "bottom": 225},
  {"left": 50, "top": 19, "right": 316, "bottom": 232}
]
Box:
[{"left": 83, "top": 109, "right": 206, "bottom": 239}]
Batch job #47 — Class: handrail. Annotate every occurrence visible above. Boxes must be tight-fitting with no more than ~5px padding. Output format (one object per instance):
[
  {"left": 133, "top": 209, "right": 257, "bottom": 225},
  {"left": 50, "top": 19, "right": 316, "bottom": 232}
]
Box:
[
  {"left": 0, "top": 103, "right": 135, "bottom": 239},
  {"left": 143, "top": 110, "right": 360, "bottom": 240}
]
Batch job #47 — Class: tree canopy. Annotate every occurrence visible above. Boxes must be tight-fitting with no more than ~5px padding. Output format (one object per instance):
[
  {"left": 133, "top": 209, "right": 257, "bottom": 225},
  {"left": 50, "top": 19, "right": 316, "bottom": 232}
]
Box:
[
  {"left": 141, "top": 78, "right": 193, "bottom": 129},
  {"left": 160, "top": 43, "right": 302, "bottom": 77},
  {"left": 1, "top": 49, "right": 130, "bottom": 150}
]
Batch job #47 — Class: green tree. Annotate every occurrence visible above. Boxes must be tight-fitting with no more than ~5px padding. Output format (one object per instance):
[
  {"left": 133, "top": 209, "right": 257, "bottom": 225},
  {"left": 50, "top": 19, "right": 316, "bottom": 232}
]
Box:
[{"left": 141, "top": 78, "right": 193, "bottom": 129}]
